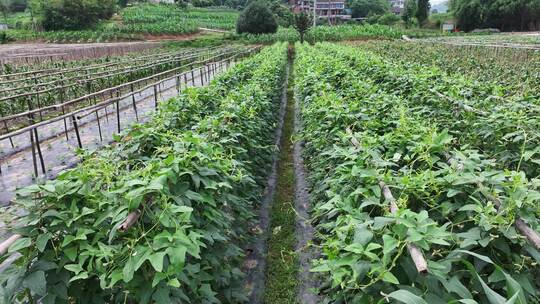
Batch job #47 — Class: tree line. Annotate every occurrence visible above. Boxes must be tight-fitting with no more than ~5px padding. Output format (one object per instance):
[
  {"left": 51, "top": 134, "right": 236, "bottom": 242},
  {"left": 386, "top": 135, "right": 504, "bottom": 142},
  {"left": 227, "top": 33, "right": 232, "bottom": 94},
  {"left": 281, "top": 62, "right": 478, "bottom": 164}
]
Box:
[{"left": 450, "top": 0, "right": 540, "bottom": 31}]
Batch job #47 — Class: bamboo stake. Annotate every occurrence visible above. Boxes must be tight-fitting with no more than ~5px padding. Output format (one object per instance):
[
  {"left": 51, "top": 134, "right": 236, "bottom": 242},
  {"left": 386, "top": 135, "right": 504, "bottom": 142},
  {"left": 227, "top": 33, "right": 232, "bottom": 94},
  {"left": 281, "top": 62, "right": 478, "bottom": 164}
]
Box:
[
  {"left": 118, "top": 211, "right": 141, "bottom": 232},
  {"left": 346, "top": 127, "right": 428, "bottom": 273},
  {"left": 0, "top": 235, "right": 22, "bottom": 255},
  {"left": 380, "top": 181, "right": 429, "bottom": 274},
  {"left": 445, "top": 153, "right": 540, "bottom": 251}
]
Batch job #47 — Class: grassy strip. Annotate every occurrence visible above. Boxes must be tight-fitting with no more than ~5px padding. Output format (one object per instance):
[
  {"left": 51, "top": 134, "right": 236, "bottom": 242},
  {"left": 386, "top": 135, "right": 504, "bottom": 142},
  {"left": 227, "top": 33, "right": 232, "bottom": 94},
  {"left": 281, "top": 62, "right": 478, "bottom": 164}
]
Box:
[{"left": 263, "top": 52, "right": 298, "bottom": 304}]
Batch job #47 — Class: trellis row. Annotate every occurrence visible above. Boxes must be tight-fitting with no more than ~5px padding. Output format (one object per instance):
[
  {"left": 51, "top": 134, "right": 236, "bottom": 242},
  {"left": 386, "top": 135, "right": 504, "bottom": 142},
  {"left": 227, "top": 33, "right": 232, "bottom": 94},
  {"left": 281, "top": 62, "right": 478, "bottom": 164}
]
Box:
[
  {"left": 0, "top": 51, "right": 197, "bottom": 87},
  {"left": 0, "top": 47, "right": 239, "bottom": 138},
  {"left": 0, "top": 46, "right": 231, "bottom": 103},
  {"left": 0, "top": 52, "right": 196, "bottom": 95},
  {"left": 0, "top": 47, "right": 200, "bottom": 81},
  {"left": 0, "top": 49, "right": 237, "bottom": 142},
  {"left": 0, "top": 47, "right": 259, "bottom": 178},
  {"left": 0, "top": 42, "right": 161, "bottom": 66},
  {"left": 416, "top": 41, "right": 540, "bottom": 63},
  {"left": 0, "top": 46, "right": 225, "bottom": 89}
]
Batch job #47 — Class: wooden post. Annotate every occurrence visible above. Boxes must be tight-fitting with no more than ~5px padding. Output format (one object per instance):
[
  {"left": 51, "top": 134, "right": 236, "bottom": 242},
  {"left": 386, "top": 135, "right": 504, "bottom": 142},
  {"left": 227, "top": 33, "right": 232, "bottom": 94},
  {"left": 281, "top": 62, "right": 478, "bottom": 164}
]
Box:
[
  {"left": 119, "top": 210, "right": 141, "bottom": 232},
  {"left": 0, "top": 235, "right": 22, "bottom": 255},
  {"left": 29, "top": 129, "right": 38, "bottom": 179},
  {"left": 61, "top": 105, "right": 69, "bottom": 141},
  {"left": 72, "top": 116, "right": 82, "bottom": 149},
  {"left": 116, "top": 100, "right": 121, "bottom": 134},
  {"left": 200, "top": 68, "right": 204, "bottom": 85},
  {"left": 153, "top": 84, "right": 158, "bottom": 109},
  {"left": 34, "top": 76, "right": 43, "bottom": 121},
  {"left": 95, "top": 110, "right": 103, "bottom": 142},
  {"left": 131, "top": 84, "right": 139, "bottom": 122},
  {"left": 0, "top": 108, "right": 14, "bottom": 148},
  {"left": 33, "top": 128, "right": 46, "bottom": 175}
]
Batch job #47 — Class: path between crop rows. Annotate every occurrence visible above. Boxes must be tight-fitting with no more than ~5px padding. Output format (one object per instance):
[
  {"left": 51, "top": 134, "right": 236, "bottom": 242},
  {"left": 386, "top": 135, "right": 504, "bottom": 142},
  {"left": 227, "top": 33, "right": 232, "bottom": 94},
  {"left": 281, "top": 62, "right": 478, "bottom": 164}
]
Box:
[
  {"left": 0, "top": 64, "right": 229, "bottom": 204},
  {"left": 246, "top": 46, "right": 319, "bottom": 304}
]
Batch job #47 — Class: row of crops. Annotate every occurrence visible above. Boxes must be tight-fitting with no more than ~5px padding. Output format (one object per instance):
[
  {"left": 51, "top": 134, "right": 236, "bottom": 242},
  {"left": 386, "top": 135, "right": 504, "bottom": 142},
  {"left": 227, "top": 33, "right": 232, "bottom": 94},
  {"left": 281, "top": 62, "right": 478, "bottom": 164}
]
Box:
[
  {"left": 0, "top": 45, "right": 182, "bottom": 76},
  {"left": 294, "top": 42, "right": 540, "bottom": 303},
  {"left": 240, "top": 24, "right": 453, "bottom": 44},
  {"left": 352, "top": 40, "right": 540, "bottom": 98},
  {"left": 117, "top": 5, "right": 238, "bottom": 34},
  {"left": 2, "top": 5, "right": 238, "bottom": 43},
  {"left": 0, "top": 42, "right": 288, "bottom": 303},
  {"left": 422, "top": 34, "right": 540, "bottom": 47}
]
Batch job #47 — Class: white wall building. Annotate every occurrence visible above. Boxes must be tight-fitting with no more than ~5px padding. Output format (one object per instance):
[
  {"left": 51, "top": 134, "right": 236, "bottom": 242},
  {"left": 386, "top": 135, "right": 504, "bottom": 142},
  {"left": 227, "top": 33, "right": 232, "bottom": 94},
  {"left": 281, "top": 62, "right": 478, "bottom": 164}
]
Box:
[{"left": 389, "top": 0, "right": 405, "bottom": 14}]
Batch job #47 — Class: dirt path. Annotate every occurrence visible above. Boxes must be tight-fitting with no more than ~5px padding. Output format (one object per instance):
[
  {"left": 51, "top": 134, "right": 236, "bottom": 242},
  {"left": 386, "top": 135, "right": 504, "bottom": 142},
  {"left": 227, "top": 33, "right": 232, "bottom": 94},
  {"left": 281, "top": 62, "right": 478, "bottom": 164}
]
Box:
[
  {"left": 0, "top": 63, "right": 230, "bottom": 204},
  {"left": 244, "top": 45, "right": 320, "bottom": 304},
  {"left": 292, "top": 60, "right": 320, "bottom": 304},
  {"left": 243, "top": 50, "right": 290, "bottom": 304}
]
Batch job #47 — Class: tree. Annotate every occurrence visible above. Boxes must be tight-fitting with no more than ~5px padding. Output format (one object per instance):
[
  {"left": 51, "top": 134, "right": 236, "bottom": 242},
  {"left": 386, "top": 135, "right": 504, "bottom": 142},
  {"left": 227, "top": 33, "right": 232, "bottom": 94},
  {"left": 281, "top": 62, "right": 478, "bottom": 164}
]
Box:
[
  {"left": 376, "top": 12, "right": 400, "bottom": 25},
  {"left": 346, "top": 0, "right": 389, "bottom": 18},
  {"left": 0, "top": 0, "right": 12, "bottom": 24},
  {"left": 174, "top": 0, "right": 189, "bottom": 8},
  {"left": 293, "top": 12, "right": 311, "bottom": 43},
  {"left": 415, "top": 0, "right": 430, "bottom": 25},
  {"left": 118, "top": 0, "right": 129, "bottom": 8},
  {"left": 450, "top": 0, "right": 540, "bottom": 31},
  {"left": 236, "top": 1, "right": 277, "bottom": 34},
  {"left": 402, "top": 0, "right": 416, "bottom": 28},
  {"left": 31, "top": 0, "right": 116, "bottom": 30},
  {"left": 268, "top": 1, "right": 294, "bottom": 27}
]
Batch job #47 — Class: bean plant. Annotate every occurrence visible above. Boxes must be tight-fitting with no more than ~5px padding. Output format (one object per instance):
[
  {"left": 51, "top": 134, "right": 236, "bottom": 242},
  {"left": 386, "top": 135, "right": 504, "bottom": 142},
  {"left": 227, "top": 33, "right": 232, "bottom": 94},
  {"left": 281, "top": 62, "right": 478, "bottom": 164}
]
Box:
[
  {"left": 295, "top": 42, "right": 540, "bottom": 303},
  {"left": 0, "top": 43, "right": 287, "bottom": 303}
]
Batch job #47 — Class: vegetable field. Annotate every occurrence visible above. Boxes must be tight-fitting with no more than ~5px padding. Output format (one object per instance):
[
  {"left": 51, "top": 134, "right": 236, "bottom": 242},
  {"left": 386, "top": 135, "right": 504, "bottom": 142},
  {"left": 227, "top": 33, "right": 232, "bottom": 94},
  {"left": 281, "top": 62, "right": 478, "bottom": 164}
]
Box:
[
  {"left": 294, "top": 42, "right": 540, "bottom": 303},
  {"left": 0, "top": 42, "right": 287, "bottom": 302},
  {"left": 0, "top": 35, "right": 539, "bottom": 303},
  {"left": 2, "top": 5, "right": 238, "bottom": 43}
]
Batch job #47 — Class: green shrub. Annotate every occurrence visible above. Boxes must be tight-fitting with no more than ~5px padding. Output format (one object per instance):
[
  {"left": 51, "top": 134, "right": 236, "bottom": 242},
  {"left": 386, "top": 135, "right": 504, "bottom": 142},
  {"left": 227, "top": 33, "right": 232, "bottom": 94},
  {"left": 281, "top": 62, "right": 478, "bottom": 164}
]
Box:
[
  {"left": 0, "top": 31, "right": 11, "bottom": 44},
  {"left": 269, "top": 2, "right": 294, "bottom": 27},
  {"left": 33, "top": 0, "right": 116, "bottom": 30},
  {"left": 236, "top": 1, "right": 277, "bottom": 34},
  {"left": 377, "top": 13, "right": 400, "bottom": 25}
]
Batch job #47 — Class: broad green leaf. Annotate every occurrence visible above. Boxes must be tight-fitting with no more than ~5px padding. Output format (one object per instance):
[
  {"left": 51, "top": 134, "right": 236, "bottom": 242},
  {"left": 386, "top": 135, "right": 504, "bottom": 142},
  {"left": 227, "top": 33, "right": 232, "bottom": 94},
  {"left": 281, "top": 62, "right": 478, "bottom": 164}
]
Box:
[
  {"left": 23, "top": 270, "right": 46, "bottom": 296},
  {"left": 387, "top": 289, "right": 427, "bottom": 304},
  {"left": 463, "top": 261, "right": 506, "bottom": 304},
  {"left": 149, "top": 252, "right": 166, "bottom": 272},
  {"left": 167, "top": 278, "right": 180, "bottom": 288},
  {"left": 501, "top": 270, "right": 527, "bottom": 304},
  {"left": 69, "top": 272, "right": 89, "bottom": 283},
  {"left": 382, "top": 271, "right": 399, "bottom": 284},
  {"left": 36, "top": 234, "right": 51, "bottom": 252},
  {"left": 455, "top": 250, "right": 494, "bottom": 264},
  {"left": 383, "top": 235, "right": 398, "bottom": 255},
  {"left": 8, "top": 237, "right": 32, "bottom": 253},
  {"left": 64, "top": 264, "right": 83, "bottom": 274}
]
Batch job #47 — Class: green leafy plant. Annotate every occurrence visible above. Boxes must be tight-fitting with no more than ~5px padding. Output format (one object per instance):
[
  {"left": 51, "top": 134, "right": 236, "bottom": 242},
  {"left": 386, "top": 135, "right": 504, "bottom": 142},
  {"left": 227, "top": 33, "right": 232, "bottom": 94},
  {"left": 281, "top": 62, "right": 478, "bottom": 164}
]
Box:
[
  {"left": 294, "top": 42, "right": 540, "bottom": 303},
  {"left": 0, "top": 42, "right": 288, "bottom": 303}
]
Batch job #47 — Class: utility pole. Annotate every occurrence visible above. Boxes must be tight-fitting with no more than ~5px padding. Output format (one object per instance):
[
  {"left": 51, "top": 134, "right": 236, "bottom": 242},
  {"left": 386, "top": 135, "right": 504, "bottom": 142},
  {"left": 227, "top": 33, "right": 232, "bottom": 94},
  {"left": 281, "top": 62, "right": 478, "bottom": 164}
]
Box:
[{"left": 313, "top": 0, "right": 317, "bottom": 27}]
